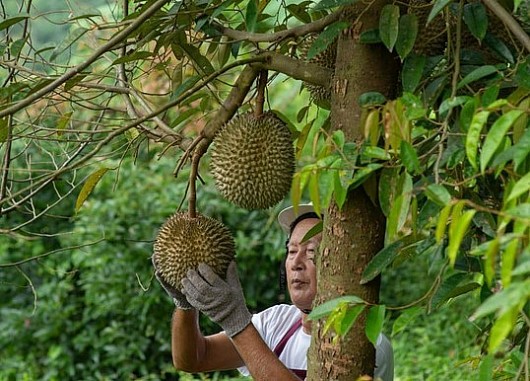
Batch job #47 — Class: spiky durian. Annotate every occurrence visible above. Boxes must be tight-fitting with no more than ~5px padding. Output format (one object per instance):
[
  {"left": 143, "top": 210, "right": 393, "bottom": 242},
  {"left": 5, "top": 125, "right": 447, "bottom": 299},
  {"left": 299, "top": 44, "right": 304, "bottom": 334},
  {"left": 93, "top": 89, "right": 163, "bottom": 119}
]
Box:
[
  {"left": 153, "top": 212, "right": 235, "bottom": 289},
  {"left": 210, "top": 111, "right": 295, "bottom": 210},
  {"left": 299, "top": 34, "right": 337, "bottom": 107}
]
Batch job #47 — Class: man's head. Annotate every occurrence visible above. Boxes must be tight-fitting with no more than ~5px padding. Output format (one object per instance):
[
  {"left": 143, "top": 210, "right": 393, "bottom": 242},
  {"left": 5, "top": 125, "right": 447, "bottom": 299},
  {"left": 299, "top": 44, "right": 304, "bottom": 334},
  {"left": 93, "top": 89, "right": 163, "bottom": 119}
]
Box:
[{"left": 278, "top": 204, "right": 322, "bottom": 313}]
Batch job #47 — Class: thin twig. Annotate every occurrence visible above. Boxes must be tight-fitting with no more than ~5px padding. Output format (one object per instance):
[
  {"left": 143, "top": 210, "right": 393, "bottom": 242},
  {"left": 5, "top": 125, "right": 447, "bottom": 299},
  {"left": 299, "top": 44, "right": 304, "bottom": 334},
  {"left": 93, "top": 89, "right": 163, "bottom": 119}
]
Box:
[
  {"left": 0, "top": 0, "right": 171, "bottom": 118},
  {"left": 16, "top": 266, "right": 37, "bottom": 316},
  {"left": 0, "top": 238, "right": 105, "bottom": 268}
]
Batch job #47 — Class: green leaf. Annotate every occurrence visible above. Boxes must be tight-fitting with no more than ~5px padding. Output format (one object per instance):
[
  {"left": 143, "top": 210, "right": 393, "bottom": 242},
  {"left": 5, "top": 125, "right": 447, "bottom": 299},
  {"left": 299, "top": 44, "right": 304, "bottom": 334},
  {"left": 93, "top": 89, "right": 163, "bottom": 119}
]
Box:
[
  {"left": 177, "top": 39, "right": 215, "bottom": 76},
  {"left": 448, "top": 208, "right": 476, "bottom": 268},
  {"left": 463, "top": 2, "right": 488, "bottom": 41},
  {"left": 457, "top": 65, "right": 498, "bottom": 89},
  {"left": 64, "top": 74, "right": 88, "bottom": 92},
  {"left": 361, "top": 239, "right": 405, "bottom": 284},
  {"left": 0, "top": 118, "right": 8, "bottom": 142},
  {"left": 245, "top": 0, "right": 258, "bottom": 32},
  {"left": 506, "top": 172, "right": 530, "bottom": 203},
  {"left": 400, "top": 140, "right": 420, "bottom": 174},
  {"left": 466, "top": 110, "right": 490, "bottom": 170},
  {"left": 439, "top": 96, "right": 471, "bottom": 117},
  {"left": 431, "top": 273, "right": 466, "bottom": 307},
  {"left": 171, "top": 75, "right": 201, "bottom": 100},
  {"left": 480, "top": 110, "right": 524, "bottom": 172},
  {"left": 10, "top": 37, "right": 27, "bottom": 58},
  {"left": 287, "top": 4, "right": 312, "bottom": 23},
  {"left": 339, "top": 305, "right": 365, "bottom": 336},
  {"left": 425, "top": 184, "right": 452, "bottom": 206},
  {"left": 392, "top": 306, "right": 422, "bottom": 336},
  {"left": 427, "top": 0, "right": 452, "bottom": 24},
  {"left": 505, "top": 203, "right": 530, "bottom": 219},
  {"left": 348, "top": 163, "right": 383, "bottom": 190},
  {"left": 471, "top": 279, "right": 530, "bottom": 321},
  {"left": 112, "top": 51, "right": 153, "bottom": 65},
  {"left": 56, "top": 112, "right": 73, "bottom": 137},
  {"left": 332, "top": 160, "right": 348, "bottom": 209},
  {"left": 396, "top": 14, "right": 418, "bottom": 60},
  {"left": 435, "top": 203, "right": 453, "bottom": 243},
  {"left": 460, "top": 98, "right": 477, "bottom": 133},
  {"left": 76, "top": 168, "right": 110, "bottom": 213},
  {"left": 378, "top": 167, "right": 398, "bottom": 217},
  {"left": 366, "top": 305, "right": 386, "bottom": 345},
  {"left": 313, "top": 0, "right": 360, "bottom": 11},
  {"left": 358, "top": 91, "right": 386, "bottom": 107},
  {"left": 401, "top": 92, "right": 426, "bottom": 120},
  {"left": 306, "top": 21, "right": 348, "bottom": 59},
  {"left": 512, "top": 259, "right": 530, "bottom": 277},
  {"left": 484, "top": 33, "right": 514, "bottom": 64},
  {"left": 362, "top": 146, "right": 391, "bottom": 161},
  {"left": 401, "top": 54, "right": 426, "bottom": 93},
  {"left": 0, "top": 14, "right": 30, "bottom": 31},
  {"left": 308, "top": 295, "right": 366, "bottom": 320},
  {"left": 50, "top": 28, "right": 89, "bottom": 61},
  {"left": 301, "top": 220, "right": 323, "bottom": 243},
  {"left": 479, "top": 354, "right": 494, "bottom": 381},
  {"left": 359, "top": 28, "right": 382, "bottom": 44},
  {"left": 489, "top": 307, "right": 517, "bottom": 353},
  {"left": 379, "top": 4, "right": 400, "bottom": 51}
]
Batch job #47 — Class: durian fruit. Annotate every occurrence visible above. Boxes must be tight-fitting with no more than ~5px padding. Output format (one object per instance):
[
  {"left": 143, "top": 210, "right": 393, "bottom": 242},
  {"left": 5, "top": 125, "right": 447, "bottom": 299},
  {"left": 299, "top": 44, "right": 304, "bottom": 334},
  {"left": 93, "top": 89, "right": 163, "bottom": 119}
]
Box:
[
  {"left": 299, "top": 34, "right": 337, "bottom": 107},
  {"left": 153, "top": 212, "right": 235, "bottom": 289},
  {"left": 410, "top": 0, "right": 520, "bottom": 61},
  {"left": 210, "top": 111, "right": 295, "bottom": 210}
]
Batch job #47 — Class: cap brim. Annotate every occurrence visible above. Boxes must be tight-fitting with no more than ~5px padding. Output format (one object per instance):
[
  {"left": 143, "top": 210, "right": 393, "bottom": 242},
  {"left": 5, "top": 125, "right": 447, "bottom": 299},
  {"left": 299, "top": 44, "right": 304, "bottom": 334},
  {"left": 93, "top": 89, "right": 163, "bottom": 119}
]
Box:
[{"left": 278, "top": 203, "right": 316, "bottom": 233}]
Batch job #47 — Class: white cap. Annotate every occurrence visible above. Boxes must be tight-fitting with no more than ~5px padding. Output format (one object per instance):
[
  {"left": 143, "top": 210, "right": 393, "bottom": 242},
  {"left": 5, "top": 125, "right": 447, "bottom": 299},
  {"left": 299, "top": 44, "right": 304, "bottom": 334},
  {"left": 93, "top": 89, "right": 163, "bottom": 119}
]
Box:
[{"left": 277, "top": 203, "right": 317, "bottom": 233}]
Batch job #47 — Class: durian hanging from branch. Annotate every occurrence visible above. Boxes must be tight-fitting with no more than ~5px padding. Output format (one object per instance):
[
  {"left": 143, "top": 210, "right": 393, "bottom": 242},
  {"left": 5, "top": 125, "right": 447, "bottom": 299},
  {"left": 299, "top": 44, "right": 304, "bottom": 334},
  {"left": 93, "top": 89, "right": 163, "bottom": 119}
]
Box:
[
  {"left": 210, "top": 70, "right": 295, "bottom": 210},
  {"left": 152, "top": 65, "right": 262, "bottom": 289}
]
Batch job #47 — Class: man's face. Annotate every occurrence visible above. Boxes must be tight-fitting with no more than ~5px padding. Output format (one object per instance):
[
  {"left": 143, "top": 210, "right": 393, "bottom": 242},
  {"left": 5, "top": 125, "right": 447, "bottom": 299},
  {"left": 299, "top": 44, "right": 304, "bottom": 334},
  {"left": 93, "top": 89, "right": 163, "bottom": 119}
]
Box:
[{"left": 286, "top": 218, "right": 321, "bottom": 312}]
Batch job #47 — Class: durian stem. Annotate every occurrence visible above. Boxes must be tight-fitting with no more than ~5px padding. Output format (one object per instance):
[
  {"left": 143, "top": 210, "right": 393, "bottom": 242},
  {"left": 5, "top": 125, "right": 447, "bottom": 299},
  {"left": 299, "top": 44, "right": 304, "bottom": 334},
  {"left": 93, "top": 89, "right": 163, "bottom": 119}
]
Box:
[
  {"left": 189, "top": 152, "right": 200, "bottom": 219},
  {"left": 255, "top": 70, "right": 268, "bottom": 117}
]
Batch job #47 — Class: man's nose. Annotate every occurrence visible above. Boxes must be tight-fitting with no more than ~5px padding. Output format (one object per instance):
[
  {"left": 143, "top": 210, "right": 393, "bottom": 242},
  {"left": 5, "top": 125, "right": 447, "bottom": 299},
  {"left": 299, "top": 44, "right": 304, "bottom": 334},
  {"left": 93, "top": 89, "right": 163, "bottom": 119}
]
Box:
[{"left": 290, "top": 250, "right": 305, "bottom": 269}]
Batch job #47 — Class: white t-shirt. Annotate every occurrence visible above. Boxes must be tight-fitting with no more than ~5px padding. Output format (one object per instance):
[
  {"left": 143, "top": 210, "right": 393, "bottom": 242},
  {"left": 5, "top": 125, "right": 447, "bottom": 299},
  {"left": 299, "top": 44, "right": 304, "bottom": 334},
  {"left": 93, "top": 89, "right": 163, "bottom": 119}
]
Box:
[{"left": 238, "top": 304, "right": 394, "bottom": 381}]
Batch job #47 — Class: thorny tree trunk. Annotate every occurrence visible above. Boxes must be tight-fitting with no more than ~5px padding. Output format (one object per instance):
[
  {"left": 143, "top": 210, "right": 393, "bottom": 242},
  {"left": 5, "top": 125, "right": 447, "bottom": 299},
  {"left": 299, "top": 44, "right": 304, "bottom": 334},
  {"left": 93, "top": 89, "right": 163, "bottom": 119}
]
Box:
[{"left": 307, "top": 1, "right": 400, "bottom": 380}]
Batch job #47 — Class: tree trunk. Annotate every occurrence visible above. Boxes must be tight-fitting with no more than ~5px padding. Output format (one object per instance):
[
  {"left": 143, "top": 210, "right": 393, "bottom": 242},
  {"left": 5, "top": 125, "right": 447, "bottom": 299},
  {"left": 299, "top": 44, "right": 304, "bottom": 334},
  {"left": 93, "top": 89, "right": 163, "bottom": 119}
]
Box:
[{"left": 307, "top": 1, "right": 399, "bottom": 380}]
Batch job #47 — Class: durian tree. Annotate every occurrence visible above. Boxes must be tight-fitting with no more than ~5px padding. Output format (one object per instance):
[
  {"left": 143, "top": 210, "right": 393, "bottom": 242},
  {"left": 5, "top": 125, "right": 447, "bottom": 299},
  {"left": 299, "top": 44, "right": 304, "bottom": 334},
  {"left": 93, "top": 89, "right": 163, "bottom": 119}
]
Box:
[{"left": 2, "top": 0, "right": 530, "bottom": 380}]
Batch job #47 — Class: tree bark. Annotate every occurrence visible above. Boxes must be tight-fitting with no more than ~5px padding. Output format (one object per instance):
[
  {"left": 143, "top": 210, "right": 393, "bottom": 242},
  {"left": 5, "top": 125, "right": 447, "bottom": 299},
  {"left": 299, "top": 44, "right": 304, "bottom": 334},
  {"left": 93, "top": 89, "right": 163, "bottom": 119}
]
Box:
[{"left": 307, "top": 1, "right": 399, "bottom": 380}]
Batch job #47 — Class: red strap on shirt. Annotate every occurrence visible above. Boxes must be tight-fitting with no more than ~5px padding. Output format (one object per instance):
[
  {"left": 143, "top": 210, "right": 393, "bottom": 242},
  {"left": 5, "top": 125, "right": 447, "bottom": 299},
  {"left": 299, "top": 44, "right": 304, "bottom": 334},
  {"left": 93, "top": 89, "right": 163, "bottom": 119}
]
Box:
[
  {"left": 273, "top": 318, "right": 306, "bottom": 380},
  {"left": 273, "top": 318, "right": 302, "bottom": 356}
]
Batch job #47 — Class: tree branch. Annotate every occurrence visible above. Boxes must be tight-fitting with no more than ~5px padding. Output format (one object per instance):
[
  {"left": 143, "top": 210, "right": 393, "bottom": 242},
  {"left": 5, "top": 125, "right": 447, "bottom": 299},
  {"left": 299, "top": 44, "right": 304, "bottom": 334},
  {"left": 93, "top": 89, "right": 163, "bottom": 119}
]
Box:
[
  {"left": 212, "top": 10, "right": 342, "bottom": 43},
  {"left": 0, "top": 0, "right": 171, "bottom": 118},
  {"left": 483, "top": 0, "right": 530, "bottom": 53},
  {"left": 253, "top": 52, "right": 332, "bottom": 87}
]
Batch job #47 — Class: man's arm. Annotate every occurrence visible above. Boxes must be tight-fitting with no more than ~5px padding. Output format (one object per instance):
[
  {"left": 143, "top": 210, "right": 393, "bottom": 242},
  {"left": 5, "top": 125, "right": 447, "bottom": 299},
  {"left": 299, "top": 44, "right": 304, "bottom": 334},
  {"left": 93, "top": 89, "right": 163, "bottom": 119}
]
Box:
[
  {"left": 170, "top": 308, "right": 243, "bottom": 372},
  {"left": 180, "top": 262, "right": 303, "bottom": 380},
  {"left": 231, "top": 323, "right": 303, "bottom": 381},
  {"left": 170, "top": 309, "right": 300, "bottom": 380}
]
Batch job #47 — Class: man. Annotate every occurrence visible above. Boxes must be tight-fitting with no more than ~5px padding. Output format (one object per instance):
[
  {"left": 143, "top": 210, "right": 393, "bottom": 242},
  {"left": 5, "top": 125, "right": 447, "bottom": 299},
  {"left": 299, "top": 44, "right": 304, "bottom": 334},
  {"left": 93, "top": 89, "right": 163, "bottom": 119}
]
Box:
[{"left": 153, "top": 204, "right": 394, "bottom": 380}]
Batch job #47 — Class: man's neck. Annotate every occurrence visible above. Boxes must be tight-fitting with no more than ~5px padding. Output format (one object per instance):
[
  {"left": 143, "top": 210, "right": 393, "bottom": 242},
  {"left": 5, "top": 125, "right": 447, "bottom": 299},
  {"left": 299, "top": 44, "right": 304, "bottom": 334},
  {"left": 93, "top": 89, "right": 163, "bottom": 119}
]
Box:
[{"left": 301, "top": 312, "right": 311, "bottom": 334}]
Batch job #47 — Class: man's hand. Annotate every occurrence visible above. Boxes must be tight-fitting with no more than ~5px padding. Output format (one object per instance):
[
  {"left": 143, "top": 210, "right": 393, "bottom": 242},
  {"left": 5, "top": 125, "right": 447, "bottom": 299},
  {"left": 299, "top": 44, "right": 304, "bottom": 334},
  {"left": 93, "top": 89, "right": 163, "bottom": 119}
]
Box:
[
  {"left": 181, "top": 261, "right": 252, "bottom": 337},
  {"left": 152, "top": 257, "right": 193, "bottom": 310}
]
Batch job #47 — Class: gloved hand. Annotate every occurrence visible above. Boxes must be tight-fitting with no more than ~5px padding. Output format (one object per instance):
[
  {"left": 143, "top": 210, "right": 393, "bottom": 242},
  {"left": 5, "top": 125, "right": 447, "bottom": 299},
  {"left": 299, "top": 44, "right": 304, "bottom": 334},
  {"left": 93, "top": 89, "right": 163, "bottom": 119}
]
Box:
[
  {"left": 152, "top": 257, "right": 192, "bottom": 310},
  {"left": 181, "top": 261, "right": 252, "bottom": 337}
]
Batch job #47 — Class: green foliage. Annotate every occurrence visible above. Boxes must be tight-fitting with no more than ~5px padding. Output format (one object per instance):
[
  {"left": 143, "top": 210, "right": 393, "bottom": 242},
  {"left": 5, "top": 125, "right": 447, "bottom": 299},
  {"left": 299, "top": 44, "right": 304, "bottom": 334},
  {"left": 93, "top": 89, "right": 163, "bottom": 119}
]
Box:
[
  {"left": 0, "top": 156, "right": 285, "bottom": 380},
  {"left": 2, "top": 0, "right": 530, "bottom": 379}
]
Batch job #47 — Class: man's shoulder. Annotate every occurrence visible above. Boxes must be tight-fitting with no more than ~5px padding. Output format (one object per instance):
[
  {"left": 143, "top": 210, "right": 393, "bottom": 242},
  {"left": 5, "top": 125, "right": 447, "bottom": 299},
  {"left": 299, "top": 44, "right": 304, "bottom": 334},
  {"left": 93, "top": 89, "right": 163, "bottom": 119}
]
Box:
[{"left": 260, "top": 304, "right": 299, "bottom": 318}]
